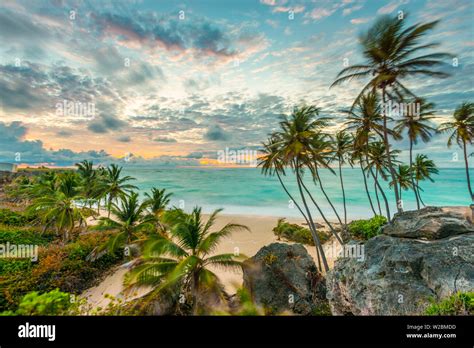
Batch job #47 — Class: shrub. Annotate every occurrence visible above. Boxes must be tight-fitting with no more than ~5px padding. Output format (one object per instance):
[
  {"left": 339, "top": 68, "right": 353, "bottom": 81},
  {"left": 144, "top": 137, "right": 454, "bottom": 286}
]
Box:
[
  {"left": 5, "top": 289, "right": 74, "bottom": 316},
  {"left": 347, "top": 215, "right": 387, "bottom": 240},
  {"left": 273, "top": 218, "right": 329, "bottom": 246},
  {"left": 425, "top": 292, "right": 474, "bottom": 315},
  {"left": 0, "top": 209, "right": 36, "bottom": 227}
]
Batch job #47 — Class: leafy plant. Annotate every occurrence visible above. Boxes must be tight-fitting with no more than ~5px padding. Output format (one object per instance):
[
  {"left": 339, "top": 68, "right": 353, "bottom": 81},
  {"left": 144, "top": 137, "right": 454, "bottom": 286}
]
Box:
[
  {"left": 347, "top": 215, "right": 387, "bottom": 240},
  {"left": 425, "top": 292, "right": 474, "bottom": 315},
  {"left": 1, "top": 289, "right": 74, "bottom": 316},
  {"left": 273, "top": 218, "right": 330, "bottom": 246}
]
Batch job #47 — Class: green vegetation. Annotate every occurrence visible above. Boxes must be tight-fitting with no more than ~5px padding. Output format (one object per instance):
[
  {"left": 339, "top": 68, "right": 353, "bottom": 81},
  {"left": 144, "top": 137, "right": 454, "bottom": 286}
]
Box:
[
  {"left": 347, "top": 216, "right": 387, "bottom": 240},
  {"left": 0, "top": 209, "right": 36, "bottom": 226},
  {"left": 425, "top": 292, "right": 474, "bottom": 315},
  {"left": 1, "top": 289, "right": 75, "bottom": 316},
  {"left": 273, "top": 218, "right": 329, "bottom": 246}
]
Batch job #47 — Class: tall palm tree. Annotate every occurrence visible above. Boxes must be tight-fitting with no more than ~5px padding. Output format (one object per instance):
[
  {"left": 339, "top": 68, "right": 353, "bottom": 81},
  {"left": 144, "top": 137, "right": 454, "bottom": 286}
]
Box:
[
  {"left": 103, "top": 164, "right": 137, "bottom": 217},
  {"left": 413, "top": 154, "right": 439, "bottom": 206},
  {"left": 75, "top": 160, "right": 97, "bottom": 209},
  {"left": 99, "top": 192, "right": 153, "bottom": 252},
  {"left": 28, "top": 172, "right": 94, "bottom": 241},
  {"left": 438, "top": 102, "right": 474, "bottom": 201},
  {"left": 345, "top": 92, "right": 387, "bottom": 216},
  {"left": 389, "top": 164, "right": 413, "bottom": 202},
  {"left": 125, "top": 207, "right": 249, "bottom": 314},
  {"left": 332, "top": 130, "right": 352, "bottom": 226},
  {"left": 366, "top": 141, "right": 400, "bottom": 220},
  {"left": 394, "top": 98, "right": 436, "bottom": 209},
  {"left": 332, "top": 14, "right": 451, "bottom": 212}
]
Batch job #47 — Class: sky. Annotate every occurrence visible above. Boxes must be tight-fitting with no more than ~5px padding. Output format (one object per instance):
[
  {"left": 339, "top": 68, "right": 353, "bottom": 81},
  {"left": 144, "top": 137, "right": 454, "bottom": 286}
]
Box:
[{"left": 0, "top": 0, "right": 473, "bottom": 167}]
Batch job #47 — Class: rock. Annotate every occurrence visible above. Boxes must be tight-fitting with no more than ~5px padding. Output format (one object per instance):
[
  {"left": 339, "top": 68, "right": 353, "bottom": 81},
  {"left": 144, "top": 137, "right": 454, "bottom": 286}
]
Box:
[
  {"left": 327, "top": 207, "right": 474, "bottom": 315},
  {"left": 382, "top": 206, "right": 473, "bottom": 240},
  {"left": 242, "top": 243, "right": 327, "bottom": 315}
]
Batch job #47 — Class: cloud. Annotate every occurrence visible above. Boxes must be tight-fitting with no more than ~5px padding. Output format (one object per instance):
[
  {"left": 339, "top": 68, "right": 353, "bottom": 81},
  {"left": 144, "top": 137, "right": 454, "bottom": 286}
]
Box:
[
  {"left": 343, "top": 4, "right": 363, "bottom": 16},
  {"left": 88, "top": 115, "right": 127, "bottom": 134},
  {"left": 350, "top": 17, "right": 370, "bottom": 24},
  {"left": 154, "top": 137, "right": 177, "bottom": 143},
  {"left": 204, "top": 125, "right": 230, "bottom": 141},
  {"left": 0, "top": 121, "right": 111, "bottom": 165},
  {"left": 377, "top": 1, "right": 403, "bottom": 14},
  {"left": 305, "top": 7, "right": 337, "bottom": 20},
  {"left": 117, "top": 135, "right": 132, "bottom": 143}
]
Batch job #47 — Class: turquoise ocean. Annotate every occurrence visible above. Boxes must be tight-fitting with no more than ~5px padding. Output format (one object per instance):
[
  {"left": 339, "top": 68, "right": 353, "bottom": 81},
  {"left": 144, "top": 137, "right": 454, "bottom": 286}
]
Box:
[{"left": 123, "top": 167, "right": 472, "bottom": 219}]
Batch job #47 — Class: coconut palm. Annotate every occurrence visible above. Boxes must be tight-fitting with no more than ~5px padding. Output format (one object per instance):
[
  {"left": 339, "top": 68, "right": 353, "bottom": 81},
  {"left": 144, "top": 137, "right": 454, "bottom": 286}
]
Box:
[
  {"left": 366, "top": 141, "right": 400, "bottom": 219},
  {"left": 332, "top": 14, "right": 451, "bottom": 212},
  {"left": 103, "top": 164, "right": 137, "bottom": 217},
  {"left": 99, "top": 192, "right": 153, "bottom": 252},
  {"left": 125, "top": 207, "right": 249, "bottom": 314},
  {"left": 389, "top": 165, "right": 413, "bottom": 203},
  {"left": 394, "top": 98, "right": 436, "bottom": 209},
  {"left": 75, "top": 160, "right": 98, "bottom": 209},
  {"left": 438, "top": 102, "right": 474, "bottom": 201},
  {"left": 413, "top": 154, "right": 439, "bottom": 206},
  {"left": 28, "top": 172, "right": 94, "bottom": 241},
  {"left": 144, "top": 187, "right": 172, "bottom": 233},
  {"left": 332, "top": 130, "right": 352, "bottom": 226}
]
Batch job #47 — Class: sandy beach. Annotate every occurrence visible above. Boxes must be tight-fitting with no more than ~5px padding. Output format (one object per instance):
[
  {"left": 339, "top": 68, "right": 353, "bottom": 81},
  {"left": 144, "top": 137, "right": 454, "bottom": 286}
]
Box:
[{"left": 81, "top": 213, "right": 343, "bottom": 307}]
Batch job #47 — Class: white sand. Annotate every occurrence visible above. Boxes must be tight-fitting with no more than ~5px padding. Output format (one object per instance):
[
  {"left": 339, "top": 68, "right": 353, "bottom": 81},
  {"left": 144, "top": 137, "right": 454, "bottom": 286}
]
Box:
[{"left": 80, "top": 213, "right": 342, "bottom": 307}]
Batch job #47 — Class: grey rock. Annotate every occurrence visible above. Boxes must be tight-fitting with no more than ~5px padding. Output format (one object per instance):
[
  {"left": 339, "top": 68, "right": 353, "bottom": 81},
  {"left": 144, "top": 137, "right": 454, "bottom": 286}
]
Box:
[
  {"left": 242, "top": 243, "right": 327, "bottom": 315},
  {"left": 327, "top": 208, "right": 474, "bottom": 315},
  {"left": 382, "top": 206, "right": 473, "bottom": 240}
]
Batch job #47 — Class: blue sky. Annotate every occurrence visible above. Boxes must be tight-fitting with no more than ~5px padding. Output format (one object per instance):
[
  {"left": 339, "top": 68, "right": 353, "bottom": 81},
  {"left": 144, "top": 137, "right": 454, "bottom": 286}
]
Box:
[{"left": 0, "top": 0, "right": 473, "bottom": 167}]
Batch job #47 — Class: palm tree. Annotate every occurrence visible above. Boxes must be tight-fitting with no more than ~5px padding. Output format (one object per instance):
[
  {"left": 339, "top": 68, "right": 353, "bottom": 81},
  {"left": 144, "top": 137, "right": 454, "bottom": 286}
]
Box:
[
  {"left": 345, "top": 92, "right": 387, "bottom": 216},
  {"left": 103, "top": 164, "right": 137, "bottom": 217},
  {"left": 438, "top": 102, "right": 474, "bottom": 201},
  {"left": 99, "top": 192, "right": 153, "bottom": 252},
  {"left": 332, "top": 14, "right": 451, "bottom": 213},
  {"left": 366, "top": 141, "right": 400, "bottom": 220},
  {"left": 125, "top": 207, "right": 249, "bottom": 314},
  {"left": 394, "top": 99, "right": 436, "bottom": 209},
  {"left": 259, "top": 105, "right": 342, "bottom": 272},
  {"left": 389, "top": 165, "right": 413, "bottom": 203},
  {"left": 332, "top": 130, "right": 352, "bottom": 226},
  {"left": 144, "top": 187, "right": 172, "bottom": 233},
  {"left": 28, "top": 172, "right": 94, "bottom": 241},
  {"left": 413, "top": 154, "right": 439, "bottom": 206},
  {"left": 75, "top": 160, "right": 97, "bottom": 209}
]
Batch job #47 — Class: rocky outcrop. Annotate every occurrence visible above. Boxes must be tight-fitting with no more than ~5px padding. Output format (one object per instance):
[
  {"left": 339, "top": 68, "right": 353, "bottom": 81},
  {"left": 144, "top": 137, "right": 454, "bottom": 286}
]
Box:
[
  {"left": 242, "top": 243, "right": 328, "bottom": 315},
  {"left": 383, "top": 206, "right": 473, "bottom": 240},
  {"left": 326, "top": 207, "right": 474, "bottom": 315}
]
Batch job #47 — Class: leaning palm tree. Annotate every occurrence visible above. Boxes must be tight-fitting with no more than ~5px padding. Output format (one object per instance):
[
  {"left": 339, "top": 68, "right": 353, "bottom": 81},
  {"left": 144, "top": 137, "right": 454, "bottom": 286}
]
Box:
[
  {"left": 394, "top": 99, "right": 436, "bottom": 209},
  {"left": 125, "top": 207, "right": 249, "bottom": 314},
  {"left": 103, "top": 164, "right": 138, "bottom": 217},
  {"left": 389, "top": 165, "right": 413, "bottom": 204},
  {"left": 366, "top": 141, "right": 400, "bottom": 220},
  {"left": 438, "top": 102, "right": 474, "bottom": 201},
  {"left": 332, "top": 14, "right": 452, "bottom": 212},
  {"left": 28, "top": 172, "right": 94, "bottom": 241},
  {"left": 332, "top": 130, "right": 352, "bottom": 226},
  {"left": 413, "top": 154, "right": 439, "bottom": 206},
  {"left": 99, "top": 192, "right": 153, "bottom": 252}
]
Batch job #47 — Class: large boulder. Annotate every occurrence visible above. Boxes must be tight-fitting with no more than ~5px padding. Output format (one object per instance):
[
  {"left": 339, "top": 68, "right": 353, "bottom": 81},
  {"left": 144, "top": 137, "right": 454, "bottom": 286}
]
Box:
[
  {"left": 242, "top": 243, "right": 327, "bottom": 315},
  {"left": 327, "top": 207, "right": 474, "bottom": 315},
  {"left": 382, "top": 206, "right": 473, "bottom": 240}
]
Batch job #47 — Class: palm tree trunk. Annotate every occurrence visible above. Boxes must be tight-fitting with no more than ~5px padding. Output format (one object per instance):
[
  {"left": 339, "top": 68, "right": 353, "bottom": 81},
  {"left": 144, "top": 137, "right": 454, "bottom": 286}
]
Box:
[
  {"left": 294, "top": 166, "right": 329, "bottom": 272},
  {"left": 410, "top": 140, "right": 421, "bottom": 209},
  {"left": 463, "top": 139, "right": 474, "bottom": 201},
  {"left": 275, "top": 171, "right": 322, "bottom": 270},
  {"left": 315, "top": 168, "right": 343, "bottom": 226},
  {"left": 382, "top": 87, "right": 402, "bottom": 213},
  {"left": 300, "top": 179, "right": 343, "bottom": 245},
  {"left": 416, "top": 179, "right": 426, "bottom": 206},
  {"left": 372, "top": 169, "right": 382, "bottom": 216},
  {"left": 373, "top": 170, "right": 391, "bottom": 220},
  {"left": 360, "top": 159, "right": 377, "bottom": 216},
  {"left": 338, "top": 158, "right": 347, "bottom": 226}
]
